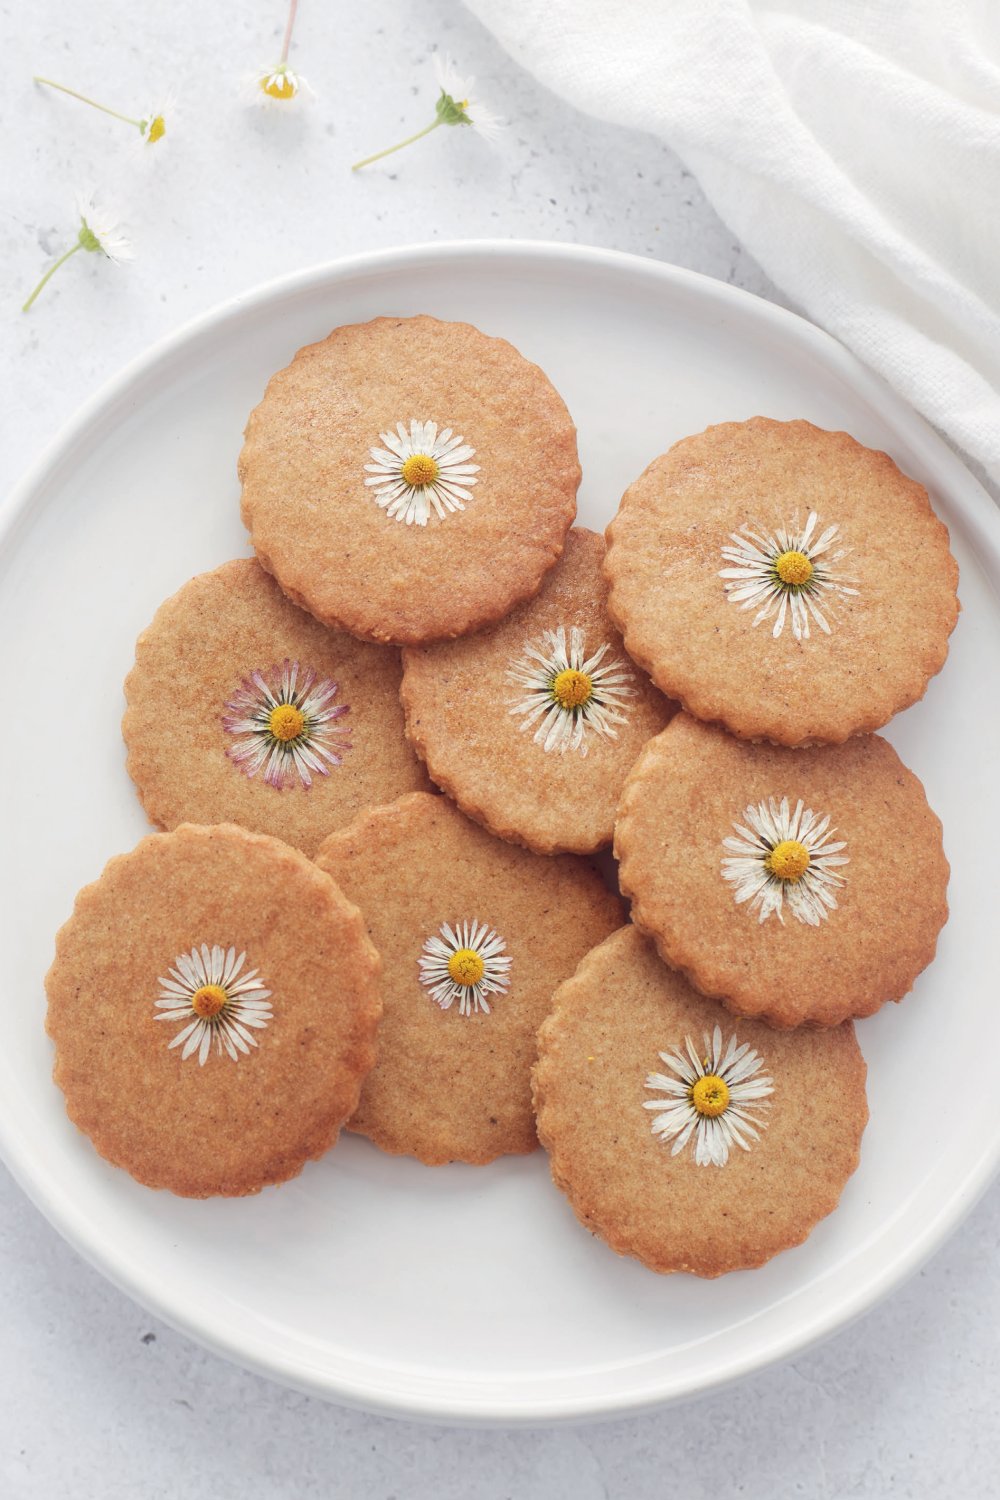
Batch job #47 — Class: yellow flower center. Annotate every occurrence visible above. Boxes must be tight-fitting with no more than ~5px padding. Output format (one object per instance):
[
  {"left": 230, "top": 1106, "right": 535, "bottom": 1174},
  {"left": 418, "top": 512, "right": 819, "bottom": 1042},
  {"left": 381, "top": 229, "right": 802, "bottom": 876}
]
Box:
[
  {"left": 146, "top": 115, "right": 166, "bottom": 143},
  {"left": 262, "top": 72, "right": 297, "bottom": 99},
  {"left": 268, "top": 703, "right": 306, "bottom": 742},
  {"left": 774, "top": 549, "right": 814, "bottom": 587},
  {"left": 191, "top": 984, "right": 227, "bottom": 1019},
  {"left": 551, "top": 668, "right": 593, "bottom": 710},
  {"left": 401, "top": 453, "right": 440, "bottom": 488},
  {"left": 767, "top": 838, "right": 811, "bottom": 881},
  {"left": 447, "top": 948, "right": 485, "bottom": 987},
  {"left": 691, "top": 1074, "right": 730, "bottom": 1117}
]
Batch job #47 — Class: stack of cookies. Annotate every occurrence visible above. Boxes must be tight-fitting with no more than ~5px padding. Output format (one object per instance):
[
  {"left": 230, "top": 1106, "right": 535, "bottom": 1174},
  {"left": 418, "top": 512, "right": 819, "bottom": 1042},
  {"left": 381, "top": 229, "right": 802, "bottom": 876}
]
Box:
[{"left": 45, "top": 318, "right": 958, "bottom": 1279}]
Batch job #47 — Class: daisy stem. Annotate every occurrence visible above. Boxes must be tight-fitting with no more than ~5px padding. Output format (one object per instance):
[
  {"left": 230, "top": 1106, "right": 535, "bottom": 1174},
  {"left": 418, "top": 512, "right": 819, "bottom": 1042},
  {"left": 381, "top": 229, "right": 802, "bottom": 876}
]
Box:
[
  {"left": 22, "top": 241, "right": 83, "bottom": 312},
  {"left": 33, "top": 76, "right": 142, "bottom": 128},
  {"left": 351, "top": 117, "right": 443, "bottom": 171},
  {"left": 279, "top": 0, "right": 299, "bottom": 65}
]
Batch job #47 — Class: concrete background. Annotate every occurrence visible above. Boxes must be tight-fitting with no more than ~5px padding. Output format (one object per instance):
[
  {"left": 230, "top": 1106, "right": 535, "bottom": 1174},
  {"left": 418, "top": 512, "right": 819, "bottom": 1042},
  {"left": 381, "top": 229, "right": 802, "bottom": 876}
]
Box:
[{"left": 1, "top": 1, "right": 996, "bottom": 1494}]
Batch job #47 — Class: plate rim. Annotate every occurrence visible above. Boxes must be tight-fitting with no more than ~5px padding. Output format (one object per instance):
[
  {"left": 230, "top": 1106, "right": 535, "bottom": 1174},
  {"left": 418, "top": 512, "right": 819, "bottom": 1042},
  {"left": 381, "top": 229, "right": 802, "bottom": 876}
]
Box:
[{"left": 4, "top": 238, "right": 1000, "bottom": 1426}]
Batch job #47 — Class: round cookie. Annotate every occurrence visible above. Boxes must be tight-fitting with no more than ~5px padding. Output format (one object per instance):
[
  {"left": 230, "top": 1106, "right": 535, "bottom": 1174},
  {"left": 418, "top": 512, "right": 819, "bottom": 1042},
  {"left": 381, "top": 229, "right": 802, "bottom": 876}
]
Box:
[
  {"left": 615, "top": 713, "right": 949, "bottom": 1028},
  {"left": 534, "top": 924, "right": 868, "bottom": 1277},
  {"left": 45, "top": 823, "right": 381, "bottom": 1197},
  {"left": 123, "top": 558, "right": 429, "bottom": 858},
  {"left": 238, "top": 315, "right": 581, "bottom": 645},
  {"left": 315, "top": 792, "right": 624, "bottom": 1165},
  {"left": 400, "top": 529, "right": 675, "bottom": 854},
  {"left": 604, "top": 418, "right": 960, "bottom": 746}
]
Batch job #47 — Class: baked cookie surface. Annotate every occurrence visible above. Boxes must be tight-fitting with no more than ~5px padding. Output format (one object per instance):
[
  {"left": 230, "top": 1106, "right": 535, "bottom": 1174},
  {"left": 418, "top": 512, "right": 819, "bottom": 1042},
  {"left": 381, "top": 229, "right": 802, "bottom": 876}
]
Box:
[
  {"left": 45, "top": 823, "right": 381, "bottom": 1197},
  {"left": 604, "top": 418, "right": 959, "bottom": 746},
  {"left": 316, "top": 792, "right": 624, "bottom": 1165},
  {"left": 123, "top": 558, "right": 429, "bottom": 857},
  {"left": 615, "top": 713, "right": 949, "bottom": 1027},
  {"left": 400, "top": 529, "right": 675, "bottom": 854},
  {"left": 534, "top": 925, "right": 868, "bottom": 1277},
  {"left": 239, "top": 316, "right": 580, "bottom": 645}
]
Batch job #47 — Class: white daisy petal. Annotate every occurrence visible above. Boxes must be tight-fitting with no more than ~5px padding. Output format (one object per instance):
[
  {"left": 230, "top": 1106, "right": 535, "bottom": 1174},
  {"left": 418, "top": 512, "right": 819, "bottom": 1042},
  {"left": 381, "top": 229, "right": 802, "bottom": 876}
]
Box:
[
  {"left": 418, "top": 920, "right": 511, "bottom": 1017},
  {"left": 645, "top": 1030, "right": 774, "bottom": 1167},
  {"left": 364, "top": 419, "right": 478, "bottom": 527},
  {"left": 721, "top": 794, "right": 848, "bottom": 926},
  {"left": 153, "top": 944, "right": 273, "bottom": 1065},
  {"left": 506, "top": 625, "right": 635, "bottom": 756},
  {"left": 720, "top": 513, "right": 857, "bottom": 639},
  {"left": 224, "top": 658, "right": 351, "bottom": 791}
]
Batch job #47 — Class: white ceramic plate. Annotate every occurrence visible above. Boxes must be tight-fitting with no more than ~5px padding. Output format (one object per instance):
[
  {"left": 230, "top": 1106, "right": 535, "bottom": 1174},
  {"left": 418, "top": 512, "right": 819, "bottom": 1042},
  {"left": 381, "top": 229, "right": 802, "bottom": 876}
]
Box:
[{"left": 3, "top": 242, "right": 999, "bottom": 1426}]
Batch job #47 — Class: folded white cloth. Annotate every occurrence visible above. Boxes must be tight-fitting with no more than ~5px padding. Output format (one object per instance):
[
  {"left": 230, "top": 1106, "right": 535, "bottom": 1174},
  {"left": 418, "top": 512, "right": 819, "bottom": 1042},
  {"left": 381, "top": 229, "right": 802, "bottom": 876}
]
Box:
[{"left": 464, "top": 0, "right": 1000, "bottom": 487}]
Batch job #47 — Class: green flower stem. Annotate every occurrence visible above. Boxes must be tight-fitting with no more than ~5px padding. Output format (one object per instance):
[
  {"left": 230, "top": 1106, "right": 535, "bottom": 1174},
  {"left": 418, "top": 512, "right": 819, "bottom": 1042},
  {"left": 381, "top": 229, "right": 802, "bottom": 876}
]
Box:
[
  {"left": 351, "top": 117, "right": 443, "bottom": 171},
  {"left": 22, "top": 240, "right": 83, "bottom": 312},
  {"left": 33, "top": 76, "right": 141, "bottom": 128}
]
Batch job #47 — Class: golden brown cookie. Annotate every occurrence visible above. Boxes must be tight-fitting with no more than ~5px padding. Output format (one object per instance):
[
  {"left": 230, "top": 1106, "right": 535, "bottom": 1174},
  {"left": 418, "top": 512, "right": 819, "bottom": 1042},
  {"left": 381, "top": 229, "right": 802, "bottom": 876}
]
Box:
[
  {"left": 45, "top": 823, "right": 381, "bottom": 1197},
  {"left": 315, "top": 792, "right": 624, "bottom": 1165},
  {"left": 615, "top": 713, "right": 948, "bottom": 1028},
  {"left": 604, "top": 418, "right": 960, "bottom": 746},
  {"left": 400, "top": 529, "right": 676, "bottom": 854},
  {"left": 123, "top": 558, "right": 429, "bottom": 857},
  {"left": 238, "top": 315, "right": 581, "bottom": 645},
  {"left": 534, "top": 925, "right": 868, "bottom": 1277}
]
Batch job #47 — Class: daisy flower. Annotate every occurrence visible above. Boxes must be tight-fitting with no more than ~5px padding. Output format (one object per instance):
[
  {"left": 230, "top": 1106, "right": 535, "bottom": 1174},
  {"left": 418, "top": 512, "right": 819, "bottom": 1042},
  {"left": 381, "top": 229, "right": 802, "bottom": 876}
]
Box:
[
  {"left": 418, "top": 920, "right": 512, "bottom": 1017},
  {"left": 364, "top": 420, "right": 479, "bottom": 526},
  {"left": 507, "top": 626, "right": 636, "bottom": 755},
  {"left": 719, "top": 511, "right": 859, "bottom": 640},
  {"left": 154, "top": 944, "right": 273, "bottom": 1066},
  {"left": 33, "top": 75, "right": 172, "bottom": 144},
  {"left": 644, "top": 1026, "right": 774, "bottom": 1167},
  {"left": 251, "top": 0, "right": 311, "bottom": 104},
  {"left": 721, "top": 795, "right": 849, "bottom": 925},
  {"left": 352, "top": 52, "right": 503, "bottom": 170},
  {"left": 22, "top": 192, "right": 133, "bottom": 312},
  {"left": 223, "top": 659, "right": 351, "bottom": 789}
]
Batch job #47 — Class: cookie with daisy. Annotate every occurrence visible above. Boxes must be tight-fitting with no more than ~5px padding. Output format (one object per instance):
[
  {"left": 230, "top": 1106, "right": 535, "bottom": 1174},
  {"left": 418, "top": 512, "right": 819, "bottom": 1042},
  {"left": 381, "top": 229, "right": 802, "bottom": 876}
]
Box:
[
  {"left": 614, "top": 713, "right": 949, "bottom": 1027},
  {"left": 238, "top": 315, "right": 581, "bottom": 645},
  {"left": 45, "top": 823, "right": 381, "bottom": 1197},
  {"left": 604, "top": 418, "right": 959, "bottom": 746},
  {"left": 123, "top": 559, "right": 429, "bottom": 858},
  {"left": 534, "top": 924, "right": 868, "bottom": 1277},
  {"left": 400, "top": 528, "right": 675, "bottom": 854},
  {"left": 315, "top": 792, "right": 624, "bottom": 1165}
]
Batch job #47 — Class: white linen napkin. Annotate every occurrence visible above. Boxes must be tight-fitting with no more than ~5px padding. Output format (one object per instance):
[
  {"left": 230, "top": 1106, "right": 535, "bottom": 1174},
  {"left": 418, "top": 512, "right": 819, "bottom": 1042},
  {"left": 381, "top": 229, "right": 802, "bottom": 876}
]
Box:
[{"left": 463, "top": 0, "right": 1000, "bottom": 487}]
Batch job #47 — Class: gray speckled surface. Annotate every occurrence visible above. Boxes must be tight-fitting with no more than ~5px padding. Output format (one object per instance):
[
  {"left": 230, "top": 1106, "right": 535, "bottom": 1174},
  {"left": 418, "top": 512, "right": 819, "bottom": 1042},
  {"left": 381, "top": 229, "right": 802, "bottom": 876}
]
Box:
[{"left": 1, "top": 1, "right": 995, "bottom": 1494}]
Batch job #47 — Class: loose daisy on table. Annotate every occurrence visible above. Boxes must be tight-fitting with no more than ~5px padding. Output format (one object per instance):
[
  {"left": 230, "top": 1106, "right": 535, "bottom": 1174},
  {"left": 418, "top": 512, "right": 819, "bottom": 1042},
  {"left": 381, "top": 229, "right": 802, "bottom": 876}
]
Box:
[
  {"left": 22, "top": 192, "right": 133, "bottom": 313},
  {"left": 507, "top": 625, "right": 636, "bottom": 756},
  {"left": 33, "top": 75, "right": 173, "bottom": 144},
  {"left": 352, "top": 53, "right": 503, "bottom": 170},
  {"left": 721, "top": 795, "right": 849, "bottom": 925},
  {"left": 719, "top": 511, "right": 858, "bottom": 640},
  {"left": 223, "top": 659, "right": 351, "bottom": 790},
  {"left": 418, "top": 920, "right": 512, "bottom": 1016},
  {"left": 250, "top": 0, "right": 311, "bottom": 104},
  {"left": 154, "top": 944, "right": 273, "bottom": 1066},
  {"left": 365, "top": 420, "right": 479, "bottom": 526},
  {"left": 644, "top": 1026, "right": 774, "bottom": 1167}
]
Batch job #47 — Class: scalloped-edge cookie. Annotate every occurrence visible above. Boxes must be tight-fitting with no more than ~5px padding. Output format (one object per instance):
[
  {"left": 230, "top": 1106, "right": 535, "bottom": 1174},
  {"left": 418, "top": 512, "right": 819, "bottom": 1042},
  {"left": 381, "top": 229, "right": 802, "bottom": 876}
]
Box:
[
  {"left": 604, "top": 418, "right": 959, "bottom": 746},
  {"left": 239, "top": 315, "right": 581, "bottom": 645},
  {"left": 45, "top": 823, "right": 381, "bottom": 1197},
  {"left": 315, "top": 792, "right": 624, "bottom": 1165},
  {"left": 123, "top": 558, "right": 429, "bottom": 857},
  {"left": 400, "top": 529, "right": 676, "bottom": 854},
  {"left": 614, "top": 713, "right": 949, "bottom": 1028},
  {"left": 534, "top": 924, "right": 868, "bottom": 1277}
]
